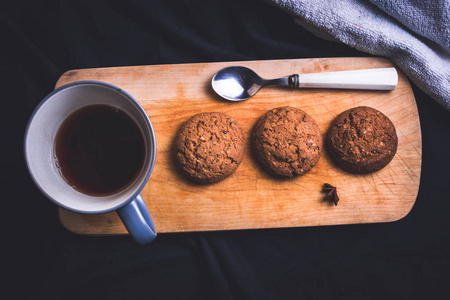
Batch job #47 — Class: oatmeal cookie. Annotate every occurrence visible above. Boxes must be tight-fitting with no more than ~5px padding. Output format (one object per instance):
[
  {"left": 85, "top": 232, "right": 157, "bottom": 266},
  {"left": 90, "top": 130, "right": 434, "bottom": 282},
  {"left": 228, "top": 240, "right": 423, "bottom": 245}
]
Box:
[
  {"left": 326, "top": 106, "right": 398, "bottom": 174},
  {"left": 174, "top": 112, "right": 245, "bottom": 183},
  {"left": 252, "top": 106, "right": 322, "bottom": 177}
]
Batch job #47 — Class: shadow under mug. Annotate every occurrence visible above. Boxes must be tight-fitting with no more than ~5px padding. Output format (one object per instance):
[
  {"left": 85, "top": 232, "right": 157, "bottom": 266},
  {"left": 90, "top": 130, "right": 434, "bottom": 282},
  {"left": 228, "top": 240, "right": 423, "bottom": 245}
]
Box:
[{"left": 24, "top": 81, "right": 157, "bottom": 244}]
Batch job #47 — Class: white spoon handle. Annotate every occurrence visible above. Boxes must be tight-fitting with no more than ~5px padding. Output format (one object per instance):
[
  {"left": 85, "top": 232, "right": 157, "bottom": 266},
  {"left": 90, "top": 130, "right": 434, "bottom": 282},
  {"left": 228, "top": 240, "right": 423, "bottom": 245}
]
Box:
[{"left": 298, "top": 67, "right": 398, "bottom": 90}]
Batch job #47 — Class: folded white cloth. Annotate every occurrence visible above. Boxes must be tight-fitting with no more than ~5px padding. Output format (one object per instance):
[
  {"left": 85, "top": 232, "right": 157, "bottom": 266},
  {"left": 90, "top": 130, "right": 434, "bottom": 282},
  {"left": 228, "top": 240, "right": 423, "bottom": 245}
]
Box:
[{"left": 266, "top": 0, "right": 450, "bottom": 110}]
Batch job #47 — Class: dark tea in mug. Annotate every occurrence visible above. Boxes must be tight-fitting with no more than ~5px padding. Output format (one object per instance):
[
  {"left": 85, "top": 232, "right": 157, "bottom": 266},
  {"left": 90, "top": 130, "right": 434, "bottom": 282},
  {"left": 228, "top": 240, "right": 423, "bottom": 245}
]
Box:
[{"left": 54, "top": 104, "right": 145, "bottom": 196}]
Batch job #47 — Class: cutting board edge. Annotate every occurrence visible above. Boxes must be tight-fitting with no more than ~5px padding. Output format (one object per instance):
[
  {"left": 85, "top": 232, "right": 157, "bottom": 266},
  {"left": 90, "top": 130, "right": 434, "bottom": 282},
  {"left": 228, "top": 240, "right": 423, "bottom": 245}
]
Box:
[
  {"left": 58, "top": 195, "right": 419, "bottom": 235},
  {"left": 54, "top": 56, "right": 396, "bottom": 88}
]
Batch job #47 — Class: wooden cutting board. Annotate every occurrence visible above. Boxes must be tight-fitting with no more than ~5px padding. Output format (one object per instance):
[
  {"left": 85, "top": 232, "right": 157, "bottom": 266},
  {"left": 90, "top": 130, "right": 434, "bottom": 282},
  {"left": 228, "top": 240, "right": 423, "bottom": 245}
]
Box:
[{"left": 56, "top": 57, "right": 421, "bottom": 235}]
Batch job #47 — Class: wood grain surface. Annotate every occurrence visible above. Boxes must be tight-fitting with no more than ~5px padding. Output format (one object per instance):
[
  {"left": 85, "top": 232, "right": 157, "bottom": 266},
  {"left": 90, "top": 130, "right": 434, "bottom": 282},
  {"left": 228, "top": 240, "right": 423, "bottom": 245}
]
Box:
[{"left": 56, "top": 57, "right": 421, "bottom": 235}]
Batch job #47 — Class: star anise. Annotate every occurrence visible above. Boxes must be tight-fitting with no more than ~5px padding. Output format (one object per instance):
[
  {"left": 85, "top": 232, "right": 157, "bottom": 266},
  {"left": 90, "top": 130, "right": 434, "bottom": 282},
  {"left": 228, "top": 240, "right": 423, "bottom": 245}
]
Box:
[{"left": 322, "top": 183, "right": 339, "bottom": 206}]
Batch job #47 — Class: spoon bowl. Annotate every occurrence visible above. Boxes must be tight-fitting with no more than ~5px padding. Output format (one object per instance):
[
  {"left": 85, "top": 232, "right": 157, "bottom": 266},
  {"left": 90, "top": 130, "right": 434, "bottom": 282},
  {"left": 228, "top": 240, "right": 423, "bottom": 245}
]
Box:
[{"left": 211, "top": 66, "right": 265, "bottom": 101}]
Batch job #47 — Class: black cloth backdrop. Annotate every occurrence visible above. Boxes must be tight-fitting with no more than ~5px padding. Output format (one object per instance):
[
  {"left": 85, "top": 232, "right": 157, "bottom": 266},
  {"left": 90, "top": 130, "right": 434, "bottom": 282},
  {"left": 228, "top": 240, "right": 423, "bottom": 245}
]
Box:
[{"left": 3, "top": 1, "right": 450, "bottom": 299}]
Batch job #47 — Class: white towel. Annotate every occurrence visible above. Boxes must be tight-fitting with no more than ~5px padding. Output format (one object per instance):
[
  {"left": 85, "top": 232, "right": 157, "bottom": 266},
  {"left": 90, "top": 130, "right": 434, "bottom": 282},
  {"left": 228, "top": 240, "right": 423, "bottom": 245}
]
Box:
[{"left": 265, "top": 0, "right": 450, "bottom": 109}]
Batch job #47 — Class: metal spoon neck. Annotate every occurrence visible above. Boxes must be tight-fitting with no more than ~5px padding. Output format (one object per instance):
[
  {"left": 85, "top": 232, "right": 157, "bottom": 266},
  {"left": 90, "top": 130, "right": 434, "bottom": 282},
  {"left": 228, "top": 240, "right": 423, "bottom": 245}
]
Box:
[{"left": 263, "top": 74, "right": 299, "bottom": 88}]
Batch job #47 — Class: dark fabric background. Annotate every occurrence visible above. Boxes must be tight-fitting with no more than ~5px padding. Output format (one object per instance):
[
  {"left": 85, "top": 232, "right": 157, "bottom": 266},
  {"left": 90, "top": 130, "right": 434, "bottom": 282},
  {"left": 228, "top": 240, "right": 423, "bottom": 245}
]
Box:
[{"left": 3, "top": 1, "right": 450, "bottom": 299}]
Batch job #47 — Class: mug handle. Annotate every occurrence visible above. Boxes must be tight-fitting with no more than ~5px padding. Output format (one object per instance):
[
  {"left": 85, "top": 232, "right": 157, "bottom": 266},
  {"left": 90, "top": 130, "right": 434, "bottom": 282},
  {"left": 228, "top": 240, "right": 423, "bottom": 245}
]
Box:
[{"left": 117, "top": 194, "right": 157, "bottom": 244}]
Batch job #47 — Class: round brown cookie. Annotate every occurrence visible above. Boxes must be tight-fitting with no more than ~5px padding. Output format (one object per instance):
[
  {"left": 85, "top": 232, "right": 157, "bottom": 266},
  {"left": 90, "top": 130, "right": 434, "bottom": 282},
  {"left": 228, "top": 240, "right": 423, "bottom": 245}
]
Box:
[
  {"left": 326, "top": 106, "right": 398, "bottom": 174},
  {"left": 252, "top": 106, "right": 322, "bottom": 178},
  {"left": 174, "top": 112, "right": 245, "bottom": 184}
]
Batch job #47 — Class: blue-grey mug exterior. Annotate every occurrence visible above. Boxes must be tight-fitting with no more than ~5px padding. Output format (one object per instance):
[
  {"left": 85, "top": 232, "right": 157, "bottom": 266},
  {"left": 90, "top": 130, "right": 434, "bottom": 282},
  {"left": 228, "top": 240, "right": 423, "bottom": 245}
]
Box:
[{"left": 24, "top": 81, "right": 157, "bottom": 244}]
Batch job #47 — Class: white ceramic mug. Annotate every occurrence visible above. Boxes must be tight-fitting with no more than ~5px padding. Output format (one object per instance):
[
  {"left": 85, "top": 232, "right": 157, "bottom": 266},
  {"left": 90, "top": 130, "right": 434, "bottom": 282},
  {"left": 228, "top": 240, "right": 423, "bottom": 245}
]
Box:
[{"left": 24, "top": 81, "right": 157, "bottom": 244}]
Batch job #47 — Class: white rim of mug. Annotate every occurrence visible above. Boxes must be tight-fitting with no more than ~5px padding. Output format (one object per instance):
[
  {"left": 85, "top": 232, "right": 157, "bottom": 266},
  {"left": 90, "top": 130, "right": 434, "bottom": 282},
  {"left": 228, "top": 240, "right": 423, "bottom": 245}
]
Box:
[{"left": 24, "top": 80, "right": 157, "bottom": 214}]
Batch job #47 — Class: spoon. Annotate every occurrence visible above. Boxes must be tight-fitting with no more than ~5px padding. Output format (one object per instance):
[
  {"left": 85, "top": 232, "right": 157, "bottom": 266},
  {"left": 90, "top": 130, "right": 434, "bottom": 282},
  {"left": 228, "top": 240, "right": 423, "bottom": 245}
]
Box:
[{"left": 211, "top": 66, "right": 398, "bottom": 101}]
